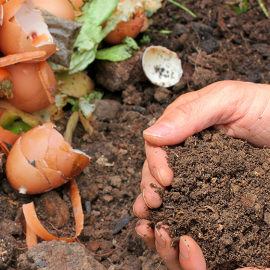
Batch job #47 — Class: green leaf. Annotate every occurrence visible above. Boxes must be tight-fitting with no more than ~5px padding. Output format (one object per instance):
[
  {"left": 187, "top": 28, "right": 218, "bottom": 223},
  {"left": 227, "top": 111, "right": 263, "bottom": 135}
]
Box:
[
  {"left": 69, "top": 0, "right": 120, "bottom": 73},
  {"left": 7, "top": 120, "right": 32, "bottom": 135},
  {"left": 96, "top": 37, "right": 139, "bottom": 62},
  {"left": 78, "top": 0, "right": 119, "bottom": 26},
  {"left": 139, "top": 35, "right": 151, "bottom": 46},
  {"left": 228, "top": 1, "right": 248, "bottom": 14}
]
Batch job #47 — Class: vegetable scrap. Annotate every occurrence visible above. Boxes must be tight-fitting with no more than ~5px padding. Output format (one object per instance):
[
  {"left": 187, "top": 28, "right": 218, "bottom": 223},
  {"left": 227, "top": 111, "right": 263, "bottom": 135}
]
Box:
[{"left": 0, "top": 0, "right": 189, "bottom": 251}]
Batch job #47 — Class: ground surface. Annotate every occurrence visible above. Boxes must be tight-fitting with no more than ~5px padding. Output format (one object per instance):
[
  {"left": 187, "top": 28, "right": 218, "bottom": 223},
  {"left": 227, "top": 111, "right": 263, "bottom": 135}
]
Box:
[
  {"left": 149, "top": 129, "right": 270, "bottom": 269},
  {"left": 0, "top": 0, "right": 270, "bottom": 269}
]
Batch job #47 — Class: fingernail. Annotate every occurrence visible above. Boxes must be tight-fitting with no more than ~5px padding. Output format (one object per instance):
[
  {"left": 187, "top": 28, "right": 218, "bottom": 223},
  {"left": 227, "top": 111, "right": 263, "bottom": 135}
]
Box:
[
  {"left": 135, "top": 224, "right": 146, "bottom": 238},
  {"left": 144, "top": 121, "right": 172, "bottom": 137},
  {"left": 133, "top": 203, "right": 139, "bottom": 218},
  {"left": 155, "top": 227, "right": 165, "bottom": 247},
  {"left": 180, "top": 236, "right": 189, "bottom": 259},
  {"left": 152, "top": 167, "right": 165, "bottom": 186},
  {"left": 142, "top": 188, "right": 153, "bottom": 209}
]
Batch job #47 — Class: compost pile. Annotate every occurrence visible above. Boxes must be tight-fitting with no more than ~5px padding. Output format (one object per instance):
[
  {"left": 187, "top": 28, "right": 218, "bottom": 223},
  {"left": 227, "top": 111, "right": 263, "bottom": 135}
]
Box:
[
  {"left": 1, "top": 0, "right": 270, "bottom": 269},
  {"left": 149, "top": 129, "right": 270, "bottom": 269}
]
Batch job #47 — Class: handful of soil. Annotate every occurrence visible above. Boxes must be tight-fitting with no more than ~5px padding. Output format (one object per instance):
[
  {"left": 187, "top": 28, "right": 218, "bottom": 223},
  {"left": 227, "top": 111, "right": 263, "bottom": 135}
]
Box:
[{"left": 148, "top": 129, "right": 270, "bottom": 270}]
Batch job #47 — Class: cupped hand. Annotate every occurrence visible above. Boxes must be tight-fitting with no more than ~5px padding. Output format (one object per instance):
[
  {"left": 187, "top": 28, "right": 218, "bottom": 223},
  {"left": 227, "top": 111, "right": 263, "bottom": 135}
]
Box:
[{"left": 133, "top": 80, "right": 270, "bottom": 270}]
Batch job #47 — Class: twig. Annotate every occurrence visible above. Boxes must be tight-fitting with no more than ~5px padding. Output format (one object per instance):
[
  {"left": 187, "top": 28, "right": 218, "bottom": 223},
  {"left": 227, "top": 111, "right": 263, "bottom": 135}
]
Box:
[
  {"left": 257, "top": 0, "right": 269, "bottom": 18},
  {"left": 167, "top": 0, "right": 197, "bottom": 18}
]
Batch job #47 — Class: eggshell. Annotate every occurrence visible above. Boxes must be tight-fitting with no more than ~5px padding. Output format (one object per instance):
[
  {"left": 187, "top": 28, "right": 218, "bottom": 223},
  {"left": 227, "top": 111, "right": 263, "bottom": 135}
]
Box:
[
  {"left": 6, "top": 122, "right": 90, "bottom": 194},
  {"left": 45, "top": 128, "right": 90, "bottom": 178},
  {"left": 103, "top": 16, "right": 145, "bottom": 45},
  {"left": 6, "top": 137, "right": 51, "bottom": 194},
  {"left": 0, "top": 126, "right": 20, "bottom": 145},
  {"left": 0, "top": 0, "right": 56, "bottom": 61},
  {"left": 142, "top": 46, "right": 183, "bottom": 87},
  {"left": 7, "top": 62, "right": 56, "bottom": 113},
  {"left": 32, "top": 0, "right": 75, "bottom": 21},
  {"left": 42, "top": 168, "right": 67, "bottom": 188},
  {"left": 20, "top": 123, "right": 51, "bottom": 159}
]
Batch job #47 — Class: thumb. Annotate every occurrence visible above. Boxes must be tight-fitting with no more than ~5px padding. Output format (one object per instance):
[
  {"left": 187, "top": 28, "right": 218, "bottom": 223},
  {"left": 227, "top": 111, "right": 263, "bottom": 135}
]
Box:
[{"left": 143, "top": 81, "right": 253, "bottom": 146}]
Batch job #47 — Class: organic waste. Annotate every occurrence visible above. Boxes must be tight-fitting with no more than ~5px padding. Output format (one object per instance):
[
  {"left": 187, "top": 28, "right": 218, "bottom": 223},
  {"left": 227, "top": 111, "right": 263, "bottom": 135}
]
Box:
[
  {"left": 3, "top": 122, "right": 89, "bottom": 249},
  {"left": 0, "top": 0, "right": 167, "bottom": 252},
  {"left": 0, "top": 0, "right": 268, "bottom": 268}
]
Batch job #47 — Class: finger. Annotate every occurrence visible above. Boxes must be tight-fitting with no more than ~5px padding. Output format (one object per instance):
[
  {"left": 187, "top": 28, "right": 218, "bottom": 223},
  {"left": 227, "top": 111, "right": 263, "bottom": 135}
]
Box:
[
  {"left": 135, "top": 219, "right": 156, "bottom": 251},
  {"left": 157, "top": 82, "right": 218, "bottom": 121},
  {"left": 143, "top": 81, "right": 254, "bottom": 146},
  {"left": 154, "top": 224, "right": 182, "bottom": 270},
  {"left": 133, "top": 193, "right": 149, "bottom": 219},
  {"left": 145, "top": 142, "right": 174, "bottom": 186},
  {"left": 140, "top": 160, "right": 164, "bottom": 208},
  {"left": 179, "top": 236, "right": 207, "bottom": 270}
]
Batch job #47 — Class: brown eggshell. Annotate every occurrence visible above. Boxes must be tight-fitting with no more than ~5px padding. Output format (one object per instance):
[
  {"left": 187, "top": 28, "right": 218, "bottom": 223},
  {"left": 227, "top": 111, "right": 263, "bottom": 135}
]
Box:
[
  {"left": 6, "top": 62, "right": 56, "bottom": 113},
  {"left": 6, "top": 137, "right": 51, "bottom": 194},
  {"left": 0, "top": 0, "right": 56, "bottom": 61},
  {"left": 45, "top": 128, "right": 90, "bottom": 178},
  {"left": 20, "top": 122, "right": 51, "bottom": 160},
  {"left": 33, "top": 0, "right": 75, "bottom": 21},
  {"left": 42, "top": 168, "right": 67, "bottom": 189},
  {"left": 6, "top": 122, "right": 89, "bottom": 194},
  {"left": 103, "top": 15, "right": 145, "bottom": 45},
  {"left": 0, "top": 126, "right": 20, "bottom": 145}
]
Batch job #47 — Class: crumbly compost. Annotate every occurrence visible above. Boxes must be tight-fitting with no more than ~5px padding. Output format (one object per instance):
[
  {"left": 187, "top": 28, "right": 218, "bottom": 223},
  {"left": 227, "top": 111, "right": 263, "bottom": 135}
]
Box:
[{"left": 148, "top": 129, "right": 270, "bottom": 270}]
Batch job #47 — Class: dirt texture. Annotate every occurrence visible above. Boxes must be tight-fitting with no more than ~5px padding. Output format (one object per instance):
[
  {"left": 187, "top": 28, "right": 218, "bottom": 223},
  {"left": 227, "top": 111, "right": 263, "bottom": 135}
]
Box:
[
  {"left": 0, "top": 0, "right": 270, "bottom": 269},
  {"left": 149, "top": 129, "right": 270, "bottom": 269}
]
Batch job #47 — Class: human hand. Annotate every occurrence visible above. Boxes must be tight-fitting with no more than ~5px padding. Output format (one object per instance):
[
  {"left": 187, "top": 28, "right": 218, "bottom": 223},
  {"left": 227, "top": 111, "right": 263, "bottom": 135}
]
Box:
[{"left": 133, "top": 80, "right": 270, "bottom": 270}]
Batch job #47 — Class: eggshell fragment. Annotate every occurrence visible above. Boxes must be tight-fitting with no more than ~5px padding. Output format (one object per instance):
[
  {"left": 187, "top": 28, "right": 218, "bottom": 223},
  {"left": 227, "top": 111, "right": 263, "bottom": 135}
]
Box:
[
  {"left": 142, "top": 46, "right": 183, "bottom": 88},
  {"left": 45, "top": 129, "right": 90, "bottom": 178},
  {"left": 103, "top": 15, "right": 145, "bottom": 45},
  {"left": 6, "top": 122, "right": 90, "bottom": 194},
  {"left": 6, "top": 137, "right": 51, "bottom": 194},
  {"left": 33, "top": 0, "right": 75, "bottom": 21},
  {"left": 23, "top": 177, "right": 84, "bottom": 249},
  {"left": 0, "top": 126, "right": 20, "bottom": 145},
  {"left": 6, "top": 61, "right": 56, "bottom": 113},
  {"left": 0, "top": 0, "right": 56, "bottom": 61}
]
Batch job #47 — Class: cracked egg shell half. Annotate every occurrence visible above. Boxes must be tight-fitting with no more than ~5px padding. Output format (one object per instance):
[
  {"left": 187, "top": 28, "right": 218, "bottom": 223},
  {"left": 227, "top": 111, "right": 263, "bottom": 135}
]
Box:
[
  {"left": 6, "top": 122, "right": 90, "bottom": 194},
  {"left": 0, "top": 0, "right": 56, "bottom": 62},
  {"left": 6, "top": 61, "right": 56, "bottom": 113},
  {"left": 142, "top": 46, "right": 183, "bottom": 88}
]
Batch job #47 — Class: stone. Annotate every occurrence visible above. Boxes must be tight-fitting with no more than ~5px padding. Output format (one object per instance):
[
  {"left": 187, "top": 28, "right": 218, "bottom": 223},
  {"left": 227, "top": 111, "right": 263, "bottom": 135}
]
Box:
[
  {"left": 17, "top": 240, "right": 106, "bottom": 270},
  {"left": 0, "top": 219, "right": 22, "bottom": 236},
  {"left": 154, "top": 87, "right": 172, "bottom": 103},
  {"left": 91, "top": 99, "right": 121, "bottom": 121},
  {"left": 95, "top": 52, "right": 146, "bottom": 91},
  {"left": 37, "top": 191, "right": 70, "bottom": 229}
]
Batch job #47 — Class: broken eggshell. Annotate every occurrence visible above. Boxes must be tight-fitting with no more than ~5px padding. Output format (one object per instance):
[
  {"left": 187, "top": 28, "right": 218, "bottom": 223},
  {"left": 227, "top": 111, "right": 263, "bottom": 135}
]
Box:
[
  {"left": 0, "top": 0, "right": 56, "bottom": 61},
  {"left": 6, "top": 122, "right": 90, "bottom": 194},
  {"left": 142, "top": 46, "right": 183, "bottom": 88},
  {"left": 32, "top": 0, "right": 75, "bottom": 21},
  {"left": 6, "top": 61, "right": 56, "bottom": 113}
]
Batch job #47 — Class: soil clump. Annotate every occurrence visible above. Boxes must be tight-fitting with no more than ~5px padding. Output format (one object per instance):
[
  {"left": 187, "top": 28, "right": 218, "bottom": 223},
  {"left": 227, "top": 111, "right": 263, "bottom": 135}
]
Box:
[{"left": 149, "top": 129, "right": 270, "bottom": 270}]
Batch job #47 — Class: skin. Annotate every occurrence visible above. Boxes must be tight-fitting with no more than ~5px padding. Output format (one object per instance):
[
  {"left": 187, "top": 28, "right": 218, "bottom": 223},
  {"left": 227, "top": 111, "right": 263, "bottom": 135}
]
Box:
[{"left": 133, "top": 80, "right": 270, "bottom": 270}]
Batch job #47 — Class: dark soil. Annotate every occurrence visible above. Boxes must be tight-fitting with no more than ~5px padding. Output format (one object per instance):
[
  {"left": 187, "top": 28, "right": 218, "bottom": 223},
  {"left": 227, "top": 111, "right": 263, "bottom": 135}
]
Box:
[
  {"left": 148, "top": 129, "right": 270, "bottom": 269},
  {"left": 1, "top": 0, "right": 270, "bottom": 269}
]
